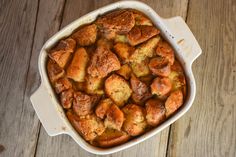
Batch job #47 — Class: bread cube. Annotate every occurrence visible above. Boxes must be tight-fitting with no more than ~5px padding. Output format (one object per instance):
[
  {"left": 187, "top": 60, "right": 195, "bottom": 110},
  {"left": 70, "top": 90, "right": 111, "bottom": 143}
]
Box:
[
  {"left": 105, "top": 74, "right": 132, "bottom": 107},
  {"left": 47, "top": 59, "right": 64, "bottom": 83},
  {"left": 145, "top": 99, "right": 166, "bottom": 126},
  {"left": 116, "top": 64, "right": 132, "bottom": 80},
  {"left": 72, "top": 24, "right": 97, "bottom": 46},
  {"left": 114, "top": 42, "right": 135, "bottom": 62},
  {"left": 95, "top": 98, "right": 113, "bottom": 119},
  {"left": 122, "top": 104, "right": 147, "bottom": 136},
  {"left": 127, "top": 25, "right": 159, "bottom": 46},
  {"left": 67, "top": 111, "right": 105, "bottom": 141},
  {"left": 48, "top": 38, "right": 76, "bottom": 68},
  {"left": 67, "top": 47, "right": 89, "bottom": 82},
  {"left": 165, "top": 90, "right": 183, "bottom": 117},
  {"left": 149, "top": 57, "right": 171, "bottom": 77}
]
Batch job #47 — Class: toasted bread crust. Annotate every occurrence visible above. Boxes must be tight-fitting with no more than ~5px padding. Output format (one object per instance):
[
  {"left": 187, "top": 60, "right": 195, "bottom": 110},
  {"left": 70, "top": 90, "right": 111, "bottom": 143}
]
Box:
[
  {"left": 96, "top": 10, "right": 135, "bottom": 34},
  {"left": 122, "top": 104, "right": 147, "bottom": 136},
  {"left": 130, "top": 74, "right": 152, "bottom": 104},
  {"left": 72, "top": 24, "right": 97, "bottom": 46},
  {"left": 151, "top": 77, "right": 172, "bottom": 97},
  {"left": 47, "top": 59, "right": 65, "bottom": 83},
  {"left": 95, "top": 129, "right": 130, "bottom": 147},
  {"left": 67, "top": 111, "right": 105, "bottom": 141},
  {"left": 87, "top": 46, "right": 121, "bottom": 78},
  {"left": 114, "top": 42, "right": 135, "bottom": 62},
  {"left": 66, "top": 48, "right": 89, "bottom": 82},
  {"left": 95, "top": 98, "right": 113, "bottom": 119},
  {"left": 104, "top": 104, "right": 124, "bottom": 130},
  {"left": 149, "top": 57, "right": 171, "bottom": 77},
  {"left": 60, "top": 89, "right": 74, "bottom": 109},
  {"left": 165, "top": 90, "right": 183, "bottom": 117},
  {"left": 54, "top": 77, "right": 72, "bottom": 94},
  {"left": 73, "top": 92, "right": 100, "bottom": 116},
  {"left": 127, "top": 25, "right": 159, "bottom": 46},
  {"left": 145, "top": 99, "right": 166, "bottom": 126},
  {"left": 156, "top": 41, "right": 175, "bottom": 65},
  {"left": 48, "top": 38, "right": 76, "bottom": 68}
]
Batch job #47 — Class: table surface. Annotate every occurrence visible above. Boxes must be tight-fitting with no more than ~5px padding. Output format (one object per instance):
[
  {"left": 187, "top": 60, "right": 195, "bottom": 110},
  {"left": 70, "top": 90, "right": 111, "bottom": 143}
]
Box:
[{"left": 0, "top": 0, "right": 235, "bottom": 157}]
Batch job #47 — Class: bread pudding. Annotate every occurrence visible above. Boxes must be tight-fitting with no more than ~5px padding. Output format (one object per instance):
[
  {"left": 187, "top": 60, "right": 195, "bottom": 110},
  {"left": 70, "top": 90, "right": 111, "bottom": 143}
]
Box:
[{"left": 46, "top": 9, "right": 186, "bottom": 148}]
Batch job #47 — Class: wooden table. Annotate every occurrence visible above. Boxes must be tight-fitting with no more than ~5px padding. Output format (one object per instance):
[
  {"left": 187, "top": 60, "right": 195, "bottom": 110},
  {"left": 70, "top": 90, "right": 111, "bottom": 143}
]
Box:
[{"left": 0, "top": 0, "right": 235, "bottom": 156}]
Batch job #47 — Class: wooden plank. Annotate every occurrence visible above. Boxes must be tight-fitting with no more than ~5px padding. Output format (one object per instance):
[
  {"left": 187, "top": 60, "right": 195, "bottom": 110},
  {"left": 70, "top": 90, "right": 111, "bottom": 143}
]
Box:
[
  {"left": 0, "top": 0, "right": 39, "bottom": 157},
  {"left": 167, "top": 0, "right": 236, "bottom": 157},
  {"left": 34, "top": 0, "right": 189, "bottom": 157}
]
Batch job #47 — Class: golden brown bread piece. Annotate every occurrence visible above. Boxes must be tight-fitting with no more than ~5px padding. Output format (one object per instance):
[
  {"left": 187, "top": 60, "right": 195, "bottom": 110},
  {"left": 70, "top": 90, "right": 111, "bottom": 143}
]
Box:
[
  {"left": 139, "top": 75, "right": 155, "bottom": 86},
  {"left": 54, "top": 77, "right": 72, "bottom": 94},
  {"left": 95, "top": 129, "right": 130, "bottom": 147},
  {"left": 127, "top": 25, "right": 159, "bottom": 46},
  {"left": 95, "top": 98, "right": 113, "bottom": 119},
  {"left": 104, "top": 104, "right": 124, "bottom": 130},
  {"left": 85, "top": 76, "right": 104, "bottom": 95},
  {"left": 151, "top": 77, "right": 172, "bottom": 97},
  {"left": 165, "top": 90, "right": 183, "bottom": 117},
  {"left": 156, "top": 41, "right": 175, "bottom": 65},
  {"left": 132, "top": 10, "right": 153, "bottom": 26},
  {"left": 67, "top": 48, "right": 89, "bottom": 82},
  {"left": 130, "top": 74, "right": 152, "bottom": 104},
  {"left": 149, "top": 57, "right": 171, "bottom": 77},
  {"left": 129, "top": 37, "right": 160, "bottom": 63},
  {"left": 116, "top": 64, "right": 132, "bottom": 80},
  {"left": 113, "top": 42, "right": 135, "bottom": 63},
  {"left": 87, "top": 46, "right": 121, "bottom": 78},
  {"left": 73, "top": 92, "right": 100, "bottom": 116},
  {"left": 122, "top": 104, "right": 147, "bottom": 136},
  {"left": 145, "top": 99, "right": 166, "bottom": 126},
  {"left": 47, "top": 59, "right": 65, "bottom": 83},
  {"left": 96, "top": 10, "right": 135, "bottom": 34},
  {"left": 72, "top": 24, "right": 97, "bottom": 46},
  {"left": 131, "top": 58, "right": 150, "bottom": 77},
  {"left": 60, "top": 89, "right": 74, "bottom": 109},
  {"left": 67, "top": 111, "right": 105, "bottom": 141},
  {"left": 169, "top": 61, "right": 186, "bottom": 95},
  {"left": 105, "top": 74, "right": 132, "bottom": 107},
  {"left": 97, "top": 38, "right": 113, "bottom": 50},
  {"left": 48, "top": 38, "right": 76, "bottom": 68}
]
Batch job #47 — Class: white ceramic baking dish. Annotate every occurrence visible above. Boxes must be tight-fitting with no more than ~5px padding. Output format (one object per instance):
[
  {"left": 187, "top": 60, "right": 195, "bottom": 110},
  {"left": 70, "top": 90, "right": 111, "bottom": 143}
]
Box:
[{"left": 30, "top": 1, "right": 202, "bottom": 155}]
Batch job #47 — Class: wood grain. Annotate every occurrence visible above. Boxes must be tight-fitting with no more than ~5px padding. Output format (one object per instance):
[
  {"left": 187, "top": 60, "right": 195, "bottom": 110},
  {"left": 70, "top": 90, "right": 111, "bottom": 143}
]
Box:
[
  {"left": 0, "top": 0, "right": 39, "bottom": 157},
  {"left": 167, "top": 0, "right": 236, "bottom": 157},
  {"left": 34, "top": 0, "right": 188, "bottom": 157}
]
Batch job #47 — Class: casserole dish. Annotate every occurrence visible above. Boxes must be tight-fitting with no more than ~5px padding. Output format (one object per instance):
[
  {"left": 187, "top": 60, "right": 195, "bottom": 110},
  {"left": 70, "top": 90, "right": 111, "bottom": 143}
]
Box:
[{"left": 30, "top": 1, "right": 202, "bottom": 155}]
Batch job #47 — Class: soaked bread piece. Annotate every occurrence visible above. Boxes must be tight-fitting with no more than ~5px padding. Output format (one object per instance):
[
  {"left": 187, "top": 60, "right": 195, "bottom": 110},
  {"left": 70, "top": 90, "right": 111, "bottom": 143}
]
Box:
[
  {"left": 165, "top": 90, "right": 183, "bottom": 117},
  {"left": 54, "top": 77, "right": 72, "bottom": 94},
  {"left": 87, "top": 46, "right": 121, "bottom": 78},
  {"left": 114, "top": 42, "right": 135, "bottom": 63},
  {"left": 156, "top": 41, "right": 175, "bottom": 65},
  {"left": 145, "top": 99, "right": 166, "bottom": 126},
  {"left": 47, "top": 59, "right": 65, "bottom": 83},
  {"left": 105, "top": 74, "right": 132, "bottom": 107},
  {"left": 72, "top": 24, "right": 97, "bottom": 46},
  {"left": 67, "top": 48, "right": 89, "bottom": 82},
  {"left": 67, "top": 111, "right": 105, "bottom": 141},
  {"left": 96, "top": 10, "right": 135, "bottom": 34},
  {"left": 127, "top": 25, "right": 159, "bottom": 46},
  {"left": 151, "top": 77, "right": 172, "bottom": 97},
  {"left": 129, "top": 37, "right": 160, "bottom": 63},
  {"left": 48, "top": 38, "right": 76, "bottom": 68},
  {"left": 116, "top": 64, "right": 132, "bottom": 80},
  {"left": 85, "top": 76, "right": 104, "bottom": 95},
  {"left": 104, "top": 104, "right": 124, "bottom": 130},
  {"left": 95, "top": 129, "right": 130, "bottom": 147},
  {"left": 60, "top": 89, "right": 74, "bottom": 109},
  {"left": 149, "top": 57, "right": 171, "bottom": 77},
  {"left": 73, "top": 91, "right": 100, "bottom": 116},
  {"left": 131, "top": 58, "right": 150, "bottom": 77},
  {"left": 130, "top": 74, "right": 151, "bottom": 104},
  {"left": 95, "top": 98, "right": 113, "bottom": 119},
  {"left": 122, "top": 104, "right": 147, "bottom": 136}
]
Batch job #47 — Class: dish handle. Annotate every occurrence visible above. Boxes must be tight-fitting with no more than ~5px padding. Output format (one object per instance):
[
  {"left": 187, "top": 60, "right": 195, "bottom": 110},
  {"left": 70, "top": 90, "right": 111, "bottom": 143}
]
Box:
[
  {"left": 30, "top": 84, "right": 66, "bottom": 136},
  {"left": 162, "top": 16, "right": 202, "bottom": 65}
]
